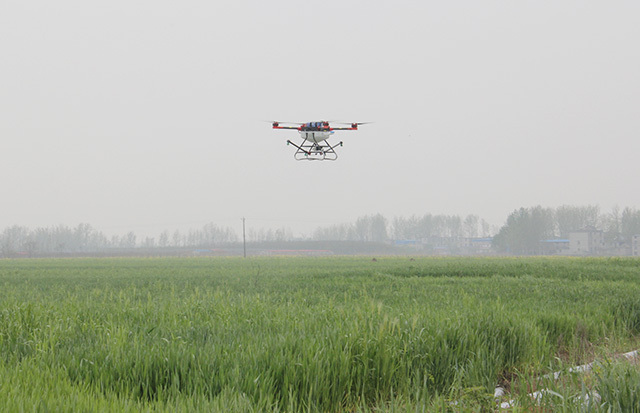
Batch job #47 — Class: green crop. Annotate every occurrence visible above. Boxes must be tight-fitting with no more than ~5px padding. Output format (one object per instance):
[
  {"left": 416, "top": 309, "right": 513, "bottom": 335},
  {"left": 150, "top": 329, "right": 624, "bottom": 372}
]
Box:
[{"left": 1, "top": 256, "right": 639, "bottom": 411}]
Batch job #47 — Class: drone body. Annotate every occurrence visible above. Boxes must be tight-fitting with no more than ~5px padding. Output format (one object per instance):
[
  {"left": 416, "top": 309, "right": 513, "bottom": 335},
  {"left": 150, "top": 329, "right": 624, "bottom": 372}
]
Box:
[{"left": 272, "top": 121, "right": 366, "bottom": 161}]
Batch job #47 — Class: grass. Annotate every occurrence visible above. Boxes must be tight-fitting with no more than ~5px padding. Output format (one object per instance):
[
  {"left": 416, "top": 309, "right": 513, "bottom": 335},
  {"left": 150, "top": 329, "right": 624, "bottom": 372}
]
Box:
[{"left": 0, "top": 256, "right": 639, "bottom": 411}]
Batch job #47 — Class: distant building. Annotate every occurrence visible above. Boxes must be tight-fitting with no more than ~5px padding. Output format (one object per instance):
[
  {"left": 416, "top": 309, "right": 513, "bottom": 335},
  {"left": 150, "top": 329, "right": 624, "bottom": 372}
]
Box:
[
  {"left": 540, "top": 239, "right": 570, "bottom": 255},
  {"left": 263, "top": 249, "right": 333, "bottom": 256},
  {"left": 633, "top": 235, "right": 640, "bottom": 256},
  {"left": 569, "top": 227, "right": 605, "bottom": 255},
  {"left": 391, "top": 237, "right": 494, "bottom": 255},
  {"left": 469, "top": 237, "right": 493, "bottom": 253},
  {"left": 394, "top": 240, "right": 419, "bottom": 246},
  {"left": 190, "top": 248, "right": 228, "bottom": 256}
]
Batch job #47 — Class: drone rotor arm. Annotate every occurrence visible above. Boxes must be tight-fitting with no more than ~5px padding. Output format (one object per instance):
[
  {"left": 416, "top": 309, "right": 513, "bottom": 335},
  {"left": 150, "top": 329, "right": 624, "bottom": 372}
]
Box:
[
  {"left": 330, "top": 122, "right": 371, "bottom": 131},
  {"left": 273, "top": 125, "right": 301, "bottom": 130},
  {"left": 330, "top": 126, "right": 358, "bottom": 131}
]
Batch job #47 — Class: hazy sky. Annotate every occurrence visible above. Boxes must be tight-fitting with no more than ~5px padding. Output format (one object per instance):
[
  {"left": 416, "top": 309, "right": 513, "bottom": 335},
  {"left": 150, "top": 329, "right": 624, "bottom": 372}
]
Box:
[{"left": 1, "top": 1, "right": 639, "bottom": 237}]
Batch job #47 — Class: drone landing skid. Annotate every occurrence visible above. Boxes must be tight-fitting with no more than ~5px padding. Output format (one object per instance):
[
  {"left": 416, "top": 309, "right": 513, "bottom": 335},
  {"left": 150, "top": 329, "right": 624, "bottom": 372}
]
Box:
[{"left": 287, "top": 140, "right": 343, "bottom": 161}]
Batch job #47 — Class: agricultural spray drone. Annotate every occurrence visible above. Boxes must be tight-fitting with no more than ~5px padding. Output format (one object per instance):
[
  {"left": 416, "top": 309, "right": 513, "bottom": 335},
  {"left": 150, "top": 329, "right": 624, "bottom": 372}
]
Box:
[{"left": 271, "top": 120, "right": 369, "bottom": 161}]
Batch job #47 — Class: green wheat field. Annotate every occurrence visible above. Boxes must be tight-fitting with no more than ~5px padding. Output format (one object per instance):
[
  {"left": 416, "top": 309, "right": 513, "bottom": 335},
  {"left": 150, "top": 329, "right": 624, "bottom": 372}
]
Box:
[{"left": 1, "top": 257, "right": 640, "bottom": 411}]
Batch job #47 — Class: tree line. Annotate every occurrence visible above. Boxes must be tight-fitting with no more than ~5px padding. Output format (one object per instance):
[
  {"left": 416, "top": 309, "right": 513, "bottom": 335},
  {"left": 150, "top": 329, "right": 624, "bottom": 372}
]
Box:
[
  {"left": 493, "top": 205, "right": 640, "bottom": 254},
  {"left": 312, "top": 213, "right": 492, "bottom": 242},
  {"left": 0, "top": 223, "right": 238, "bottom": 257},
  {"left": 2, "top": 206, "right": 640, "bottom": 256}
]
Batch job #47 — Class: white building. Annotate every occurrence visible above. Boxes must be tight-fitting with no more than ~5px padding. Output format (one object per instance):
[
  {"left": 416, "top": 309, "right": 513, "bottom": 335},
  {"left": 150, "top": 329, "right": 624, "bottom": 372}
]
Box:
[
  {"left": 633, "top": 235, "right": 640, "bottom": 256},
  {"left": 569, "top": 228, "right": 605, "bottom": 255}
]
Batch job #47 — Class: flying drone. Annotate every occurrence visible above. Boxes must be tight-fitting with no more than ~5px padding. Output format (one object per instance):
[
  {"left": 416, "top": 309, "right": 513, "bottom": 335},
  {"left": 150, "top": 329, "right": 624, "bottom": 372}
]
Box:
[{"left": 271, "top": 121, "right": 368, "bottom": 161}]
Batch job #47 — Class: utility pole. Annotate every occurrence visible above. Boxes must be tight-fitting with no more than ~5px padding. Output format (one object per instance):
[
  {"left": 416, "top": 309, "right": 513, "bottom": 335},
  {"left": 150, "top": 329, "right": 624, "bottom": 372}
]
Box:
[{"left": 242, "top": 217, "right": 246, "bottom": 258}]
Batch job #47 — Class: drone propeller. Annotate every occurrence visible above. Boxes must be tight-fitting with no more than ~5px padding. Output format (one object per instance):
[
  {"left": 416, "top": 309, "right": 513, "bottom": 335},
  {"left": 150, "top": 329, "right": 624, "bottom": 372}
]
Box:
[
  {"left": 333, "top": 121, "right": 373, "bottom": 126},
  {"left": 268, "top": 120, "right": 304, "bottom": 125}
]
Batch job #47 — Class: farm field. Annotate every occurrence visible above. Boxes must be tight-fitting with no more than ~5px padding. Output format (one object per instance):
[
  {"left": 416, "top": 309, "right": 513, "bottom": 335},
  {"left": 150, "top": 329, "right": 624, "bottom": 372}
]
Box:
[{"left": 1, "top": 256, "right": 640, "bottom": 411}]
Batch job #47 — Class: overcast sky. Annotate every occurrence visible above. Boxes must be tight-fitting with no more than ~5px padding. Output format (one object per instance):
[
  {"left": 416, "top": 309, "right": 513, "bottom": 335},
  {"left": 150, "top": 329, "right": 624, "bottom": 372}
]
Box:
[{"left": 1, "top": 1, "right": 639, "bottom": 237}]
